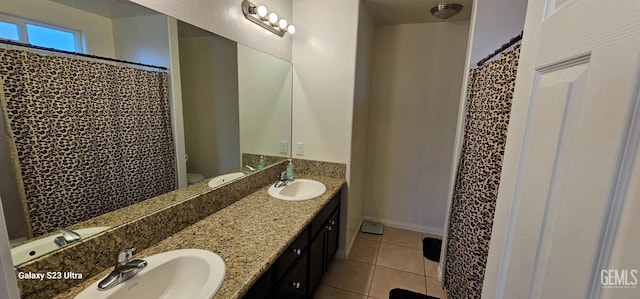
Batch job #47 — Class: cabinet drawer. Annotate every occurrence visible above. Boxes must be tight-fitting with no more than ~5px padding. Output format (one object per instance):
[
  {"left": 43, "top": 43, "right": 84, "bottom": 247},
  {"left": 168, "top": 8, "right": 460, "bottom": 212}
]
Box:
[
  {"left": 326, "top": 208, "right": 339, "bottom": 265},
  {"left": 274, "top": 252, "right": 308, "bottom": 299},
  {"left": 311, "top": 191, "right": 341, "bottom": 237},
  {"left": 277, "top": 229, "right": 308, "bottom": 280}
]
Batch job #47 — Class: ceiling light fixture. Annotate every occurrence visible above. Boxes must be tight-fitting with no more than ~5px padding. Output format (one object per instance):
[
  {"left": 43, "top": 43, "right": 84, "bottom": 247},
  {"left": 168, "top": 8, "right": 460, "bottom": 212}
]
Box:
[
  {"left": 241, "top": 0, "right": 295, "bottom": 37},
  {"left": 430, "top": 3, "right": 463, "bottom": 20}
]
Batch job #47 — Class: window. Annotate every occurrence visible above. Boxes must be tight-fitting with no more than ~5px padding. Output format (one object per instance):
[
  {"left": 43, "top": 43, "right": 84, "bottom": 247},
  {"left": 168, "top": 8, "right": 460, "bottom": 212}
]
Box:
[
  {"left": 0, "top": 21, "right": 20, "bottom": 41},
  {"left": 0, "top": 14, "right": 83, "bottom": 53}
]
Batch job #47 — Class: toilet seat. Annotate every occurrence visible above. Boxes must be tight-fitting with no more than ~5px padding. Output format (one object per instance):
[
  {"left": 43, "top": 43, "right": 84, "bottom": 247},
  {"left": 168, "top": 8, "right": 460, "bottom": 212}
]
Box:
[{"left": 187, "top": 173, "right": 205, "bottom": 184}]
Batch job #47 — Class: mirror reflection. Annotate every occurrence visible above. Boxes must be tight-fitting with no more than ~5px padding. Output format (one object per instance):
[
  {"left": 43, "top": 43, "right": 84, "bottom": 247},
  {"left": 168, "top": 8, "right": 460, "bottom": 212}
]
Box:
[{"left": 0, "top": 0, "right": 291, "bottom": 265}]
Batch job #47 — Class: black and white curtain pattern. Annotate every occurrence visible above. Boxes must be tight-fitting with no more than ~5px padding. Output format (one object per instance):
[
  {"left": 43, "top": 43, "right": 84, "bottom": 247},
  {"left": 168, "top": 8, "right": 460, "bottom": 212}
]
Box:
[
  {"left": 444, "top": 45, "right": 521, "bottom": 298},
  {"left": 0, "top": 49, "right": 176, "bottom": 237}
]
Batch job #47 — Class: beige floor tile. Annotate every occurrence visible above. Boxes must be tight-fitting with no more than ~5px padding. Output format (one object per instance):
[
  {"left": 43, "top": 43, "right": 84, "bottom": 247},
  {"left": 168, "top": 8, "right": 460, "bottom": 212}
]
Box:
[
  {"left": 377, "top": 243, "right": 425, "bottom": 275},
  {"left": 369, "top": 266, "right": 426, "bottom": 299},
  {"left": 381, "top": 227, "right": 423, "bottom": 249},
  {"left": 358, "top": 231, "right": 383, "bottom": 242},
  {"left": 424, "top": 258, "right": 439, "bottom": 278},
  {"left": 349, "top": 238, "right": 380, "bottom": 264},
  {"left": 423, "top": 233, "right": 443, "bottom": 240},
  {"left": 315, "top": 285, "right": 368, "bottom": 299},
  {"left": 426, "top": 277, "right": 447, "bottom": 298},
  {"left": 321, "top": 259, "right": 375, "bottom": 295}
]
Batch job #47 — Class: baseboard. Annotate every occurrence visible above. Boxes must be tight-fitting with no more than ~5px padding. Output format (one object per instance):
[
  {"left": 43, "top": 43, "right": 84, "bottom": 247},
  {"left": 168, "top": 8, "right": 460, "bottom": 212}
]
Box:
[
  {"left": 335, "top": 218, "right": 363, "bottom": 260},
  {"left": 363, "top": 216, "right": 443, "bottom": 236}
]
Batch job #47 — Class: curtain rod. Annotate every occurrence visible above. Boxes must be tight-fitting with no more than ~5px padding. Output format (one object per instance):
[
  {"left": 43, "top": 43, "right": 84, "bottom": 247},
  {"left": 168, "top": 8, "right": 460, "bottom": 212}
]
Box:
[
  {"left": 476, "top": 31, "right": 523, "bottom": 67},
  {"left": 0, "top": 39, "right": 168, "bottom": 71}
]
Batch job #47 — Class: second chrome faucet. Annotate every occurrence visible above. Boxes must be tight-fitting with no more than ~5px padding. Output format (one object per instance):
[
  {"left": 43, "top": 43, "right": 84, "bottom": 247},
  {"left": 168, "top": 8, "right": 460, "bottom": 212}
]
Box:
[{"left": 54, "top": 227, "right": 81, "bottom": 247}]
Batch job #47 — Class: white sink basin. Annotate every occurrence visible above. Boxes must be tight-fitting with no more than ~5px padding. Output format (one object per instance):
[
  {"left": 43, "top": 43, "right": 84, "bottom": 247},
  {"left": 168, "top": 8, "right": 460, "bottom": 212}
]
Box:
[
  {"left": 11, "top": 226, "right": 111, "bottom": 265},
  {"left": 268, "top": 179, "right": 327, "bottom": 201},
  {"left": 208, "top": 172, "right": 245, "bottom": 188},
  {"left": 75, "top": 249, "right": 226, "bottom": 299}
]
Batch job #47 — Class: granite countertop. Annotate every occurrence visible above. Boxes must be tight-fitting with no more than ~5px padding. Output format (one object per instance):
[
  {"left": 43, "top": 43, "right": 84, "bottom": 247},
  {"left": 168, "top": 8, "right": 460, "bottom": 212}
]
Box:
[{"left": 54, "top": 174, "right": 345, "bottom": 299}]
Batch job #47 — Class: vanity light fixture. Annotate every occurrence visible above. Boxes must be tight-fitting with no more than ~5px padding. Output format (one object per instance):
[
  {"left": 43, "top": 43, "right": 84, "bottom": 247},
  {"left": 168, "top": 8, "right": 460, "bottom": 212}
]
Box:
[
  {"left": 256, "top": 5, "right": 268, "bottom": 19},
  {"left": 241, "top": 0, "right": 296, "bottom": 37},
  {"left": 268, "top": 12, "right": 279, "bottom": 26}
]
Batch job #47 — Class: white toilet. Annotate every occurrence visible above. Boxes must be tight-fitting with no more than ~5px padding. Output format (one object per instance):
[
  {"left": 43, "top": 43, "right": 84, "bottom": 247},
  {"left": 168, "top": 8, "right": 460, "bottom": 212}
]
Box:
[{"left": 187, "top": 173, "right": 205, "bottom": 185}]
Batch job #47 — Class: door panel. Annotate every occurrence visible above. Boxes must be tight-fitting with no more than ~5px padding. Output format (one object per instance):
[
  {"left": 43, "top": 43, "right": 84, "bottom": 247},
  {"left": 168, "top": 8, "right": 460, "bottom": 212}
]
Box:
[
  {"left": 308, "top": 231, "right": 325, "bottom": 296},
  {"left": 484, "top": 0, "right": 640, "bottom": 298}
]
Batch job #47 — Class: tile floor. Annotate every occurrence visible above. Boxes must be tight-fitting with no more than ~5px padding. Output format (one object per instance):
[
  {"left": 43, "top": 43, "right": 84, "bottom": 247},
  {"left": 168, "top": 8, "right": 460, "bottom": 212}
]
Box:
[{"left": 316, "top": 227, "right": 447, "bottom": 299}]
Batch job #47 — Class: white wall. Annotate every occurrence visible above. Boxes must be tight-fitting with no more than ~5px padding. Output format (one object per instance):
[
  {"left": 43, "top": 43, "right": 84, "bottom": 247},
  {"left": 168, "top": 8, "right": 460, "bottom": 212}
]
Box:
[
  {"left": 180, "top": 35, "right": 240, "bottom": 178},
  {"left": 130, "top": 0, "right": 292, "bottom": 61},
  {"left": 440, "top": 0, "right": 528, "bottom": 283},
  {"left": 468, "top": 0, "right": 527, "bottom": 64},
  {"left": 363, "top": 21, "right": 470, "bottom": 234},
  {"left": 347, "top": 2, "right": 374, "bottom": 254},
  {"left": 291, "top": 0, "right": 360, "bottom": 253},
  {"left": 1, "top": 0, "right": 115, "bottom": 57},
  {"left": 238, "top": 44, "right": 292, "bottom": 158},
  {"left": 112, "top": 15, "right": 172, "bottom": 68}
]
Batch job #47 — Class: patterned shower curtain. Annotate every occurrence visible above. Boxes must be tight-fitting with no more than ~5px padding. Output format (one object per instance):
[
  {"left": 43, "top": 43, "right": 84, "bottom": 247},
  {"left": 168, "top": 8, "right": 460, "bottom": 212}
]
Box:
[
  {"left": 444, "top": 45, "right": 521, "bottom": 298},
  {"left": 0, "top": 49, "right": 176, "bottom": 237}
]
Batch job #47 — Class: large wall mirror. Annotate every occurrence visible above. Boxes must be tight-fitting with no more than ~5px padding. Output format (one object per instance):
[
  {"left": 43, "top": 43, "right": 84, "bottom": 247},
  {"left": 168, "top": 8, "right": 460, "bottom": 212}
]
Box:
[{"left": 0, "top": 0, "right": 292, "bottom": 266}]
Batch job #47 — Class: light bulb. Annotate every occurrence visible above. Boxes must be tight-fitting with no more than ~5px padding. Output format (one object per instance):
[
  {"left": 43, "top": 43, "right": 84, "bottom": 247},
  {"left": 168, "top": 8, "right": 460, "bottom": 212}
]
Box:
[
  {"left": 268, "top": 12, "right": 279, "bottom": 25},
  {"left": 278, "top": 19, "right": 288, "bottom": 30},
  {"left": 287, "top": 24, "right": 296, "bottom": 35},
  {"left": 256, "top": 5, "right": 268, "bottom": 18}
]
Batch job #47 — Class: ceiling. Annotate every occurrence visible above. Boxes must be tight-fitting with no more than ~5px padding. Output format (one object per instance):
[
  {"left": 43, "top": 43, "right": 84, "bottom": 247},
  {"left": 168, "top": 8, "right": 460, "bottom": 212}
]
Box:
[
  {"left": 50, "top": 0, "right": 159, "bottom": 18},
  {"left": 50, "top": 0, "right": 471, "bottom": 27},
  {"left": 363, "top": 0, "right": 472, "bottom": 25}
]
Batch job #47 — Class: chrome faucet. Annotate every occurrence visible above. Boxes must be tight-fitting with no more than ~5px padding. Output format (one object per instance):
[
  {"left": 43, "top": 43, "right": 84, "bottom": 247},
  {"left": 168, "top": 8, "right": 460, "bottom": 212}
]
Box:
[
  {"left": 274, "top": 171, "right": 293, "bottom": 188},
  {"left": 98, "top": 247, "right": 148, "bottom": 290},
  {"left": 53, "top": 227, "right": 81, "bottom": 247},
  {"left": 243, "top": 165, "right": 256, "bottom": 174}
]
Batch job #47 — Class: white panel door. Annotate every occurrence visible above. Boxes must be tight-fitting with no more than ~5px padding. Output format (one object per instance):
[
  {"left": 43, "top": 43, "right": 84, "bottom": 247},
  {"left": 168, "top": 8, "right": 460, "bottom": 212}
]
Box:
[{"left": 484, "top": 0, "right": 640, "bottom": 298}]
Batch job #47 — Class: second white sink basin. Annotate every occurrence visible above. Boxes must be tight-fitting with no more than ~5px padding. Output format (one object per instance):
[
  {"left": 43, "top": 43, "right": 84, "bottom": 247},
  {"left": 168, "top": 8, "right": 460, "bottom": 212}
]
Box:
[
  {"left": 75, "top": 249, "right": 225, "bottom": 299},
  {"left": 268, "top": 179, "right": 327, "bottom": 201},
  {"left": 11, "top": 226, "right": 111, "bottom": 266},
  {"left": 208, "top": 172, "right": 245, "bottom": 188}
]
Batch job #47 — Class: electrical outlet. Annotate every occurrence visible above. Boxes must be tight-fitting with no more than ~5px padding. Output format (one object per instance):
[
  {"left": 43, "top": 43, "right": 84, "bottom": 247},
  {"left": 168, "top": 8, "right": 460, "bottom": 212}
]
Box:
[
  {"left": 280, "top": 141, "right": 288, "bottom": 154},
  {"left": 296, "top": 142, "right": 304, "bottom": 156}
]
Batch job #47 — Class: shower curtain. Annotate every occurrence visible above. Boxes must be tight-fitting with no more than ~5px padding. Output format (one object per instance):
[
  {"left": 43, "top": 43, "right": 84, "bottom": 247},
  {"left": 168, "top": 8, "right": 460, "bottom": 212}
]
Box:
[
  {"left": 0, "top": 49, "right": 176, "bottom": 237},
  {"left": 444, "top": 45, "right": 521, "bottom": 298}
]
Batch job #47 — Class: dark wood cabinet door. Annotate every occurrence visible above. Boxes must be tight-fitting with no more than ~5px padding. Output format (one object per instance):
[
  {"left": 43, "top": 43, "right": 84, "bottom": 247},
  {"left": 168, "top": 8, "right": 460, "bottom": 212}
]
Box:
[
  {"left": 274, "top": 253, "right": 308, "bottom": 299},
  {"left": 277, "top": 231, "right": 308, "bottom": 281},
  {"left": 325, "top": 209, "right": 339, "bottom": 270},
  {"left": 308, "top": 231, "right": 325, "bottom": 296}
]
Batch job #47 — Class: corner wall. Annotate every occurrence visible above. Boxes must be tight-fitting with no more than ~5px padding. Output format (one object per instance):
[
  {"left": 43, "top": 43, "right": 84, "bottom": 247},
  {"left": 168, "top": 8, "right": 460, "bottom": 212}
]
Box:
[
  {"left": 291, "top": 0, "right": 360, "bottom": 253},
  {"left": 363, "top": 21, "right": 470, "bottom": 234},
  {"left": 112, "top": 15, "right": 172, "bottom": 68},
  {"left": 179, "top": 35, "right": 240, "bottom": 178},
  {"left": 347, "top": 2, "right": 375, "bottom": 254}
]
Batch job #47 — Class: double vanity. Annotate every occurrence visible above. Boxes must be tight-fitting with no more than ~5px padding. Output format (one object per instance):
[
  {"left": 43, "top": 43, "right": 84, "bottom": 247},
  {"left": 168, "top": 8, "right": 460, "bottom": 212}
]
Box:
[{"left": 16, "top": 159, "right": 345, "bottom": 299}]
